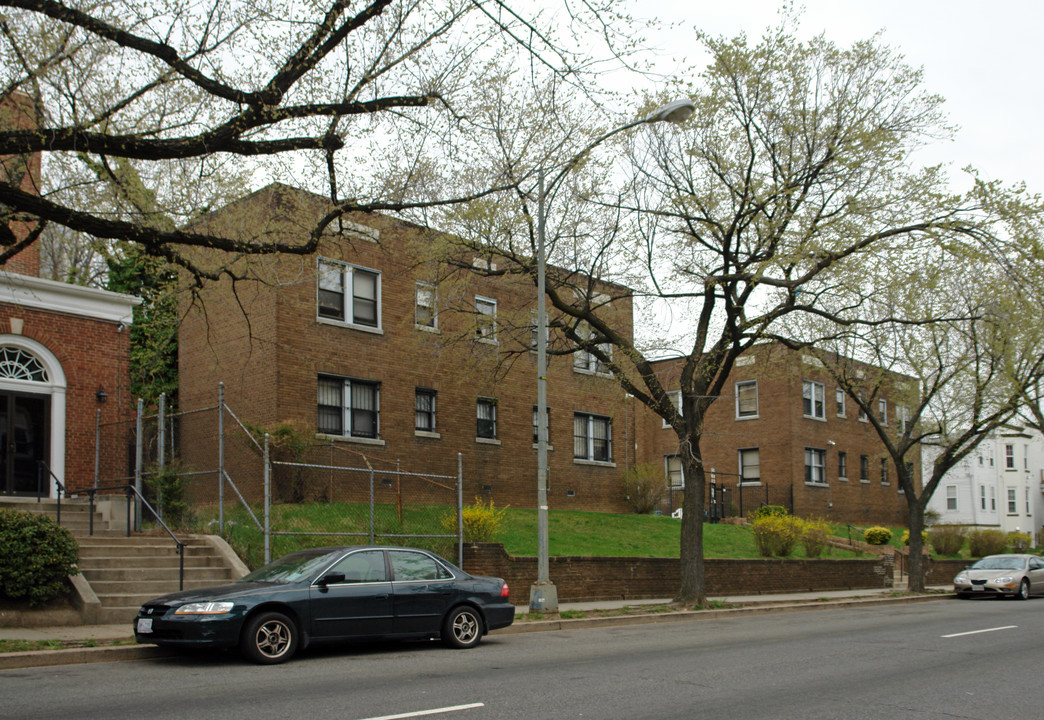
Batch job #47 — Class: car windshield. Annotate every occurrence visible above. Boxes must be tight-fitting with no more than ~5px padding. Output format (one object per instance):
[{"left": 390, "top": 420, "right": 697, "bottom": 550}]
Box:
[
  {"left": 971, "top": 557, "right": 1026, "bottom": 571},
  {"left": 239, "top": 549, "right": 341, "bottom": 583}
]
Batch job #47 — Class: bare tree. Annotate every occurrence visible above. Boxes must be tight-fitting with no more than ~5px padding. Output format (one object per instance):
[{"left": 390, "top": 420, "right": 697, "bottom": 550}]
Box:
[
  {"left": 431, "top": 23, "right": 1030, "bottom": 605},
  {"left": 0, "top": 0, "right": 637, "bottom": 283}
]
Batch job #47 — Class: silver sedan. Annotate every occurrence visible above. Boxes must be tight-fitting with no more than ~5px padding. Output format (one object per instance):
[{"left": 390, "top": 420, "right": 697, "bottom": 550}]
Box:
[{"left": 954, "top": 554, "right": 1044, "bottom": 600}]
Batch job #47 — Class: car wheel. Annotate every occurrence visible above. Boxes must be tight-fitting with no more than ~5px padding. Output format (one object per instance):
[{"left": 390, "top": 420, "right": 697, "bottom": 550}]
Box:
[
  {"left": 1018, "top": 579, "right": 1030, "bottom": 601},
  {"left": 956, "top": 592, "right": 970, "bottom": 599},
  {"left": 442, "top": 606, "right": 483, "bottom": 649},
  {"left": 240, "top": 611, "right": 298, "bottom": 664}
]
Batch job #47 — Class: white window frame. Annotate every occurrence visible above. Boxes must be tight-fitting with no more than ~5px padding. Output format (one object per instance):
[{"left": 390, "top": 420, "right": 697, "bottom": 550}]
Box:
[
  {"left": 532, "top": 405, "right": 551, "bottom": 446},
  {"left": 805, "top": 448, "right": 826, "bottom": 485},
  {"left": 835, "top": 387, "right": 846, "bottom": 417},
  {"left": 317, "top": 375, "right": 380, "bottom": 440},
  {"left": 736, "top": 381, "right": 758, "bottom": 419},
  {"left": 317, "top": 258, "right": 381, "bottom": 331},
  {"left": 1005, "top": 444, "right": 1015, "bottom": 469},
  {"left": 838, "top": 451, "right": 847, "bottom": 480},
  {"left": 665, "top": 454, "right": 684, "bottom": 488},
  {"left": 476, "top": 397, "right": 497, "bottom": 439},
  {"left": 474, "top": 296, "right": 497, "bottom": 343},
  {"left": 980, "top": 485, "right": 987, "bottom": 511},
  {"left": 803, "top": 380, "right": 825, "bottom": 420},
  {"left": 573, "top": 325, "right": 611, "bottom": 375},
  {"left": 415, "top": 388, "right": 437, "bottom": 433},
  {"left": 415, "top": 282, "right": 437, "bottom": 330},
  {"left": 880, "top": 458, "right": 889, "bottom": 485},
  {"left": 574, "top": 412, "right": 612, "bottom": 463},
  {"left": 662, "top": 390, "right": 682, "bottom": 428},
  {"left": 878, "top": 398, "right": 887, "bottom": 424},
  {"left": 1007, "top": 487, "right": 1017, "bottom": 514},
  {"left": 857, "top": 391, "right": 868, "bottom": 422},
  {"left": 946, "top": 485, "right": 957, "bottom": 511},
  {"left": 738, "top": 448, "right": 761, "bottom": 485}
]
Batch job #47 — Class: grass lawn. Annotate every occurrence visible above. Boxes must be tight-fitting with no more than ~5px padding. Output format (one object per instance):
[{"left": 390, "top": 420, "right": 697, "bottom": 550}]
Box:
[{"left": 188, "top": 502, "right": 864, "bottom": 567}]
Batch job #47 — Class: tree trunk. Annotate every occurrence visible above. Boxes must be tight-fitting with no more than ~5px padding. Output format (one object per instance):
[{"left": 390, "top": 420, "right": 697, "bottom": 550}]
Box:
[
  {"left": 906, "top": 493, "right": 926, "bottom": 592},
  {"left": 677, "top": 439, "right": 708, "bottom": 606}
]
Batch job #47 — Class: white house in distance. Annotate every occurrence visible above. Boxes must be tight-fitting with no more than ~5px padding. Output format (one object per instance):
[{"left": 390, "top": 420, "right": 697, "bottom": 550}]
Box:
[{"left": 925, "top": 427, "right": 1044, "bottom": 541}]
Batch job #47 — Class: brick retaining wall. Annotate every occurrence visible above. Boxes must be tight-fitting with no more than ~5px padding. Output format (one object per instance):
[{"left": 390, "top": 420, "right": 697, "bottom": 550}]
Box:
[{"left": 462, "top": 543, "right": 895, "bottom": 602}]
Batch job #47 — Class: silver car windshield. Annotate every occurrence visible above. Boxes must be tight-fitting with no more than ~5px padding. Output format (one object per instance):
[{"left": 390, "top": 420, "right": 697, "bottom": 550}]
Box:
[{"left": 970, "top": 557, "right": 1026, "bottom": 571}]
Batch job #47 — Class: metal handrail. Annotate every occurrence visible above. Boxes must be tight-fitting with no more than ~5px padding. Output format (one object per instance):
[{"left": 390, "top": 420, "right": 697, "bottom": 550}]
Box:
[
  {"left": 36, "top": 461, "right": 68, "bottom": 525},
  {"left": 86, "top": 483, "right": 186, "bottom": 591}
]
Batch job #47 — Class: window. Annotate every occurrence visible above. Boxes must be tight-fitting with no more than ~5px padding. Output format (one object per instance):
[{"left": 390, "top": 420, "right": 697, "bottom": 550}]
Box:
[
  {"left": 1007, "top": 487, "right": 1017, "bottom": 514},
  {"left": 532, "top": 405, "right": 550, "bottom": 445},
  {"left": 877, "top": 398, "right": 887, "bottom": 424},
  {"left": 318, "top": 375, "right": 379, "bottom": 438},
  {"left": 665, "top": 455, "right": 684, "bottom": 488},
  {"left": 574, "top": 412, "right": 611, "bottom": 462},
  {"left": 663, "top": 390, "right": 682, "bottom": 428},
  {"left": 736, "top": 381, "right": 758, "bottom": 418},
  {"left": 415, "top": 282, "right": 437, "bottom": 329},
  {"left": 880, "top": 458, "right": 888, "bottom": 485},
  {"left": 474, "top": 296, "right": 497, "bottom": 342},
  {"left": 857, "top": 391, "right": 868, "bottom": 422},
  {"left": 415, "top": 388, "right": 436, "bottom": 432},
  {"left": 329, "top": 550, "right": 387, "bottom": 583},
  {"left": 897, "top": 405, "right": 909, "bottom": 432},
  {"left": 835, "top": 387, "right": 846, "bottom": 417},
  {"left": 980, "top": 485, "right": 987, "bottom": 511},
  {"left": 1027, "top": 487, "right": 1032, "bottom": 514},
  {"left": 1005, "top": 444, "right": 1015, "bottom": 469},
  {"left": 803, "top": 380, "right": 825, "bottom": 419},
  {"left": 389, "top": 550, "right": 451, "bottom": 581},
  {"left": 739, "top": 448, "right": 760, "bottom": 484},
  {"left": 318, "top": 258, "right": 380, "bottom": 328},
  {"left": 859, "top": 455, "right": 869, "bottom": 481},
  {"left": 838, "top": 451, "right": 848, "bottom": 480},
  {"left": 476, "top": 398, "right": 497, "bottom": 439},
  {"left": 574, "top": 325, "right": 610, "bottom": 374},
  {"left": 805, "top": 448, "right": 826, "bottom": 484},
  {"left": 1025, "top": 445, "right": 1030, "bottom": 470},
  {"left": 946, "top": 485, "right": 957, "bottom": 511},
  {"left": 990, "top": 486, "right": 996, "bottom": 510}
]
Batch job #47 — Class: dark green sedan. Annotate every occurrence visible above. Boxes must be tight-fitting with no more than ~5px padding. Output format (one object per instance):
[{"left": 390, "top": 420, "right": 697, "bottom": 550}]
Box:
[{"left": 134, "top": 546, "right": 514, "bottom": 664}]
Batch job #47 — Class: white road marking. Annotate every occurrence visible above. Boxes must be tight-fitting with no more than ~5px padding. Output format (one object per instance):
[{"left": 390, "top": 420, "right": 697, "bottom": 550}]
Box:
[
  {"left": 942, "top": 625, "right": 1018, "bottom": 638},
  {"left": 358, "top": 703, "right": 485, "bottom": 720}
]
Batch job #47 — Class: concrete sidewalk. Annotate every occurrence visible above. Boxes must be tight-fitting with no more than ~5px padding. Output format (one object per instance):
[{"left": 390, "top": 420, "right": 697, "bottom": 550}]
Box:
[{"left": 0, "top": 586, "right": 952, "bottom": 670}]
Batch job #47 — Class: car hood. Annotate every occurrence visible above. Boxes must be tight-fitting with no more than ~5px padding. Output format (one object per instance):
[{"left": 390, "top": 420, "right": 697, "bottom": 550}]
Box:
[
  {"left": 144, "top": 581, "right": 289, "bottom": 606},
  {"left": 963, "top": 569, "right": 1024, "bottom": 580}
]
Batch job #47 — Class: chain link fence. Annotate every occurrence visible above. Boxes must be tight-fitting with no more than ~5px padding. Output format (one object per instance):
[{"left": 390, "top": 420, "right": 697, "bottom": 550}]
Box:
[{"left": 95, "top": 384, "right": 463, "bottom": 570}]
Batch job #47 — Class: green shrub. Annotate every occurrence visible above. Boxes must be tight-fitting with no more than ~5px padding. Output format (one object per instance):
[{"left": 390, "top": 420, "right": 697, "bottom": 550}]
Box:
[
  {"left": 443, "top": 497, "right": 508, "bottom": 543},
  {"left": 901, "top": 529, "right": 928, "bottom": 546},
  {"left": 863, "top": 526, "right": 893, "bottom": 545},
  {"left": 0, "top": 509, "right": 79, "bottom": 605},
  {"left": 749, "top": 505, "right": 787, "bottom": 522},
  {"left": 928, "top": 525, "right": 966, "bottom": 556},
  {"left": 1009, "top": 531, "right": 1032, "bottom": 553},
  {"left": 801, "top": 518, "right": 831, "bottom": 558},
  {"left": 146, "top": 463, "right": 191, "bottom": 529},
  {"left": 244, "top": 420, "right": 311, "bottom": 503},
  {"left": 968, "top": 529, "right": 1008, "bottom": 557},
  {"left": 621, "top": 463, "right": 668, "bottom": 514},
  {"left": 752, "top": 515, "right": 802, "bottom": 557}
]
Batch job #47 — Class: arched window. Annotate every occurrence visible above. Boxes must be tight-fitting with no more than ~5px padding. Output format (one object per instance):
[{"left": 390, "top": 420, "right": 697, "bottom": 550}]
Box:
[{"left": 0, "top": 346, "right": 48, "bottom": 383}]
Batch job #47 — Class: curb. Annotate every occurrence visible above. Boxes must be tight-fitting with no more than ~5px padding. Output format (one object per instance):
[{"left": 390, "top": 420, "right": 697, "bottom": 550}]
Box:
[{"left": 0, "top": 593, "right": 949, "bottom": 670}]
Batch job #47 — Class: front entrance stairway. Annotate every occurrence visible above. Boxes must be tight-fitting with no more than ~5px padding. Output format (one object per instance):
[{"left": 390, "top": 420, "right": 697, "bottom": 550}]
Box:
[{"left": 1, "top": 496, "right": 246, "bottom": 624}]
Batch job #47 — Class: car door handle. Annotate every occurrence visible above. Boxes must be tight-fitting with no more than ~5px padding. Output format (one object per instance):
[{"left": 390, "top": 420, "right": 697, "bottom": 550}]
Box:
[{"left": 374, "top": 594, "right": 390, "bottom": 600}]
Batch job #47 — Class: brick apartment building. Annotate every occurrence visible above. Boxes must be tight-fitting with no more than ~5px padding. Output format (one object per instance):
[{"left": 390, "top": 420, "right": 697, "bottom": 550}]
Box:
[
  {"left": 0, "top": 91, "right": 139, "bottom": 497},
  {"left": 178, "top": 183, "right": 635, "bottom": 512},
  {"left": 636, "top": 343, "right": 916, "bottom": 525}
]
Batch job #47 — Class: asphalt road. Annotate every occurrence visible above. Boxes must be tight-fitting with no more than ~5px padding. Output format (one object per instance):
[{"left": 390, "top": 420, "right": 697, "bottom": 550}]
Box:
[{"left": 1, "top": 597, "right": 1038, "bottom": 720}]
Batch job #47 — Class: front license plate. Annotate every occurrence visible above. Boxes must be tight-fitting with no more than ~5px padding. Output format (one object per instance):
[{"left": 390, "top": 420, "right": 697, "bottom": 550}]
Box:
[
  {"left": 972, "top": 586, "right": 984, "bottom": 592},
  {"left": 137, "top": 618, "right": 153, "bottom": 633}
]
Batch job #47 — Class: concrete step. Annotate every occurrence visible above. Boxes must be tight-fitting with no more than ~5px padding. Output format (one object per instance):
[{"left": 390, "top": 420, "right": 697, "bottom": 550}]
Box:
[
  {"left": 98, "top": 582, "right": 229, "bottom": 606},
  {"left": 81, "top": 566, "right": 234, "bottom": 583},
  {"left": 77, "top": 544, "right": 215, "bottom": 558},
  {"left": 79, "top": 555, "right": 227, "bottom": 570}
]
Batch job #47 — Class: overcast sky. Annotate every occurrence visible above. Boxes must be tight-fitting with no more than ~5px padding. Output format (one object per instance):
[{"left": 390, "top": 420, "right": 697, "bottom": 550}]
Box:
[{"left": 626, "top": 1, "right": 1044, "bottom": 195}]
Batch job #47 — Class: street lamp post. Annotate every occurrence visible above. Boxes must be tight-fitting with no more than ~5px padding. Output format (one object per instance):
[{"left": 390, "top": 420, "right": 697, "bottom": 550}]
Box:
[{"left": 529, "top": 98, "right": 695, "bottom": 613}]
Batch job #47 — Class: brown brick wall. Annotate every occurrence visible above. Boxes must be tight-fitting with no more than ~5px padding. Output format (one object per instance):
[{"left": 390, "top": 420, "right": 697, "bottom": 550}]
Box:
[
  {"left": 1, "top": 306, "right": 135, "bottom": 492},
  {"left": 179, "top": 185, "right": 636, "bottom": 512},
  {"left": 462, "top": 543, "right": 895, "bottom": 602},
  {"left": 635, "top": 344, "right": 916, "bottom": 525},
  {"left": 0, "top": 91, "right": 42, "bottom": 277}
]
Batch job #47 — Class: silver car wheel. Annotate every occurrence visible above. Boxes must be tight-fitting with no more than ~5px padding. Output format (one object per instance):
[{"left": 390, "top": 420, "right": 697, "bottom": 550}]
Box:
[
  {"left": 241, "top": 611, "right": 298, "bottom": 664},
  {"left": 1018, "top": 579, "right": 1030, "bottom": 601},
  {"left": 442, "top": 606, "right": 482, "bottom": 649}
]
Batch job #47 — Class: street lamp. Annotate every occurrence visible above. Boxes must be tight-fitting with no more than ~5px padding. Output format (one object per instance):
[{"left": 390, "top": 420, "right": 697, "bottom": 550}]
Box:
[{"left": 529, "top": 98, "right": 695, "bottom": 612}]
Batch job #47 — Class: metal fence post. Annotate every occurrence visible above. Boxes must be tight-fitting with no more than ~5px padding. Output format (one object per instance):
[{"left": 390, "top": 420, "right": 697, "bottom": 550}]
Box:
[
  {"left": 93, "top": 408, "right": 101, "bottom": 489},
  {"left": 157, "top": 392, "right": 166, "bottom": 519},
  {"left": 264, "top": 433, "right": 271, "bottom": 565},
  {"left": 134, "top": 398, "right": 143, "bottom": 531},
  {"left": 369, "top": 467, "right": 375, "bottom": 544},
  {"left": 218, "top": 382, "right": 225, "bottom": 534},
  {"left": 457, "top": 453, "right": 463, "bottom": 568}
]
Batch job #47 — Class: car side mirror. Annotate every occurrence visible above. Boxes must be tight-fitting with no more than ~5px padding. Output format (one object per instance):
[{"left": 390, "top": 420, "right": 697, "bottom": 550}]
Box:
[{"left": 318, "top": 572, "right": 345, "bottom": 587}]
